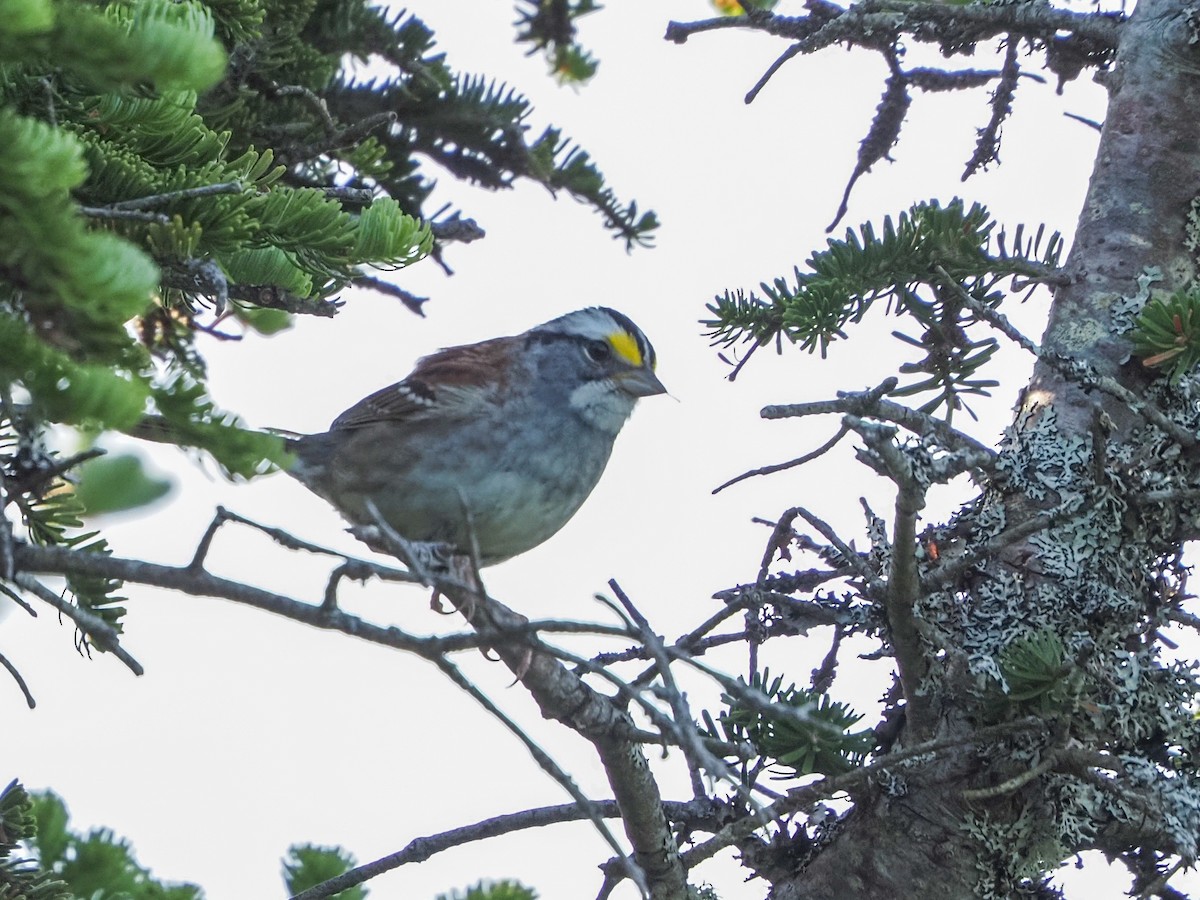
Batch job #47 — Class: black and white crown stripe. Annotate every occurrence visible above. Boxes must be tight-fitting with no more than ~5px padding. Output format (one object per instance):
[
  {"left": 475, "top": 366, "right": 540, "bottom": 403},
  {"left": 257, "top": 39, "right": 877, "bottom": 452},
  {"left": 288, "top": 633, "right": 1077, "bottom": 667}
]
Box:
[{"left": 531, "top": 306, "right": 657, "bottom": 370}]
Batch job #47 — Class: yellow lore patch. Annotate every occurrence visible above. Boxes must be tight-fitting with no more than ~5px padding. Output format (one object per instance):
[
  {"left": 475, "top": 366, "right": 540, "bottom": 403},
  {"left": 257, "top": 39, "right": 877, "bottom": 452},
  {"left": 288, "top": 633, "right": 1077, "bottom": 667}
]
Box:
[{"left": 608, "top": 330, "right": 644, "bottom": 368}]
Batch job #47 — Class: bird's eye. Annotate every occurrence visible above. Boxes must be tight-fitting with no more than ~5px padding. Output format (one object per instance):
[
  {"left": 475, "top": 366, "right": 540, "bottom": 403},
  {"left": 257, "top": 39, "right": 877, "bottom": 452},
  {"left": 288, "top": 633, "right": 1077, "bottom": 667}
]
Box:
[{"left": 584, "top": 340, "right": 612, "bottom": 363}]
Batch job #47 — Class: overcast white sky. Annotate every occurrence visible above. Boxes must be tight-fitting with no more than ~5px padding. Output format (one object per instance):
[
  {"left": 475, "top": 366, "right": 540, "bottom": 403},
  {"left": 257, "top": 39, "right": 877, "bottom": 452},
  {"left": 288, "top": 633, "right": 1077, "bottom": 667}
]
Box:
[{"left": 9, "top": 2, "right": 1185, "bottom": 898}]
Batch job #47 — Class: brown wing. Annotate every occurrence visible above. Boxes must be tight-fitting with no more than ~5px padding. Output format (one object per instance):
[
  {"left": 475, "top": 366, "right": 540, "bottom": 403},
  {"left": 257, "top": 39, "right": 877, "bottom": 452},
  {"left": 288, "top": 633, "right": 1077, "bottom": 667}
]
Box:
[{"left": 329, "top": 335, "right": 517, "bottom": 430}]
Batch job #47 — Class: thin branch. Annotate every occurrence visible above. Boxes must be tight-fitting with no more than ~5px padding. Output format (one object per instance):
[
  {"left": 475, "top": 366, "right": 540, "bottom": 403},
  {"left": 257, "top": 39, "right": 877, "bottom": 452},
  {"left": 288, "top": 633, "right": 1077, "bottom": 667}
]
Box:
[
  {"left": 939, "top": 270, "right": 1200, "bottom": 451},
  {"left": 226, "top": 282, "right": 343, "bottom": 317},
  {"left": 1064, "top": 110, "right": 1104, "bottom": 132},
  {"left": 188, "top": 506, "right": 418, "bottom": 589},
  {"left": 851, "top": 420, "right": 931, "bottom": 736},
  {"left": 607, "top": 579, "right": 750, "bottom": 804},
  {"left": 14, "top": 542, "right": 487, "bottom": 657},
  {"left": 353, "top": 274, "right": 428, "bottom": 317},
  {"left": 810, "top": 625, "right": 843, "bottom": 694},
  {"left": 665, "top": 4, "right": 1122, "bottom": 53},
  {"left": 430, "top": 211, "right": 486, "bottom": 244},
  {"left": 547, "top": 641, "right": 695, "bottom": 744},
  {"left": 0, "top": 649, "right": 35, "bottom": 708},
  {"left": 3, "top": 447, "right": 106, "bottom": 498},
  {"left": 1164, "top": 608, "right": 1200, "bottom": 632},
  {"left": 712, "top": 424, "right": 850, "bottom": 494},
  {"left": 448, "top": 583, "right": 689, "bottom": 899},
  {"left": 0, "top": 495, "right": 12, "bottom": 582},
  {"left": 1052, "top": 356, "right": 1199, "bottom": 450},
  {"left": 0, "top": 581, "right": 36, "bottom": 616},
  {"left": 432, "top": 654, "right": 650, "bottom": 899},
  {"left": 936, "top": 265, "right": 1042, "bottom": 355},
  {"left": 593, "top": 617, "right": 840, "bottom": 670},
  {"left": 15, "top": 536, "right": 639, "bottom": 660},
  {"left": 795, "top": 507, "right": 884, "bottom": 594},
  {"left": 761, "top": 376, "right": 996, "bottom": 462},
  {"left": 746, "top": 43, "right": 804, "bottom": 103},
  {"left": 78, "top": 206, "right": 171, "bottom": 224},
  {"left": 14, "top": 573, "right": 144, "bottom": 676},
  {"left": 112, "top": 181, "right": 245, "bottom": 211},
  {"left": 677, "top": 716, "right": 1045, "bottom": 870},
  {"left": 589, "top": 591, "right": 761, "bottom": 669},
  {"left": 927, "top": 518, "right": 1051, "bottom": 591},
  {"left": 829, "top": 51, "right": 909, "bottom": 232},
  {"left": 291, "top": 799, "right": 715, "bottom": 900},
  {"left": 962, "top": 37, "right": 1021, "bottom": 180},
  {"left": 921, "top": 493, "right": 1094, "bottom": 592},
  {"left": 269, "top": 84, "right": 337, "bottom": 134},
  {"left": 1135, "top": 857, "right": 1187, "bottom": 900},
  {"left": 961, "top": 750, "right": 1060, "bottom": 801},
  {"left": 754, "top": 506, "right": 827, "bottom": 585},
  {"left": 279, "top": 112, "right": 397, "bottom": 165},
  {"left": 322, "top": 185, "right": 376, "bottom": 204}
]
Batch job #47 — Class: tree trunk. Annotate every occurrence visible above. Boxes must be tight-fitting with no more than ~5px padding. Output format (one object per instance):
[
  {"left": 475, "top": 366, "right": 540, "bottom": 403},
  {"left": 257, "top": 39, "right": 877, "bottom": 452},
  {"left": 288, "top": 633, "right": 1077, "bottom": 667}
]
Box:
[{"left": 765, "top": 0, "right": 1200, "bottom": 895}]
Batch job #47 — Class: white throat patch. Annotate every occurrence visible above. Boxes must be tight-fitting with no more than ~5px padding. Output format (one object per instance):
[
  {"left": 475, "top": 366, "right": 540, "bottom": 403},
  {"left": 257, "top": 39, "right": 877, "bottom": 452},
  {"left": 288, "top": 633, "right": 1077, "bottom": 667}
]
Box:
[{"left": 569, "top": 379, "right": 637, "bottom": 434}]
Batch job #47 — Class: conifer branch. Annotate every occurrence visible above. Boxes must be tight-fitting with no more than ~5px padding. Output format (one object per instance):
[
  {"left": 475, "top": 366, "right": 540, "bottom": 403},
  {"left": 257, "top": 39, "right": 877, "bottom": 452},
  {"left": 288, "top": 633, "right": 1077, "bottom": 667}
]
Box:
[{"left": 666, "top": 4, "right": 1122, "bottom": 53}]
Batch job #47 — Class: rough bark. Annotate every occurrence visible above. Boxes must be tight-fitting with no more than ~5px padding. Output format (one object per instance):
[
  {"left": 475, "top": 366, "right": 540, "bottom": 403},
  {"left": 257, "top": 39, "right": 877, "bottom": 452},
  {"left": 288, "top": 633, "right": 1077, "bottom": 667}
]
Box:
[{"left": 763, "top": 1, "right": 1200, "bottom": 896}]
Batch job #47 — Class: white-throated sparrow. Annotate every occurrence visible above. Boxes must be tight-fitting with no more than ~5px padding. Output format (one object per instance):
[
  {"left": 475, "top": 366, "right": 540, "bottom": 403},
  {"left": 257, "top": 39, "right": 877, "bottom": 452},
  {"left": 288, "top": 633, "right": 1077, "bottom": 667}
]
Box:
[{"left": 287, "top": 307, "right": 665, "bottom": 565}]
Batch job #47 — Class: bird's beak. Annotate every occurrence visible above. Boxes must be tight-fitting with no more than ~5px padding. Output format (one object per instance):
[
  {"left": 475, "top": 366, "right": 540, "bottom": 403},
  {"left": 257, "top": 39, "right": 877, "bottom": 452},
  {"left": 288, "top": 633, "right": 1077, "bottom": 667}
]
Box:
[{"left": 615, "top": 366, "right": 668, "bottom": 398}]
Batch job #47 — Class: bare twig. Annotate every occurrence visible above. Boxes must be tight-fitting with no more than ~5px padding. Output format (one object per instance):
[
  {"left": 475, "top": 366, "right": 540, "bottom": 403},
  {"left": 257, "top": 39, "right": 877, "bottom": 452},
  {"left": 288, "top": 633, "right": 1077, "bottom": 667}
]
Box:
[
  {"left": 113, "top": 181, "right": 245, "bottom": 210},
  {"left": 4, "top": 448, "right": 105, "bottom": 498},
  {"left": 280, "top": 112, "right": 397, "bottom": 165},
  {"left": 432, "top": 654, "right": 650, "bottom": 898},
  {"left": 851, "top": 419, "right": 931, "bottom": 735},
  {"left": 430, "top": 211, "right": 486, "bottom": 244},
  {"left": 82, "top": 182, "right": 245, "bottom": 223},
  {"left": 1053, "top": 356, "right": 1199, "bottom": 450},
  {"left": 189, "top": 506, "right": 417, "bottom": 586},
  {"left": 588, "top": 589, "right": 770, "bottom": 670},
  {"left": 226, "top": 282, "right": 343, "bottom": 317},
  {"left": 746, "top": 43, "right": 803, "bottom": 103},
  {"left": 14, "top": 542, "right": 491, "bottom": 657},
  {"left": 713, "top": 424, "right": 850, "bottom": 494},
  {"left": 269, "top": 84, "right": 337, "bottom": 133},
  {"left": 810, "top": 625, "right": 843, "bottom": 694},
  {"left": 0, "top": 581, "right": 36, "bottom": 616},
  {"left": 78, "top": 206, "right": 171, "bottom": 224},
  {"left": 1063, "top": 111, "right": 1104, "bottom": 132},
  {"left": 607, "top": 579, "right": 752, "bottom": 806},
  {"left": 14, "top": 573, "right": 144, "bottom": 676},
  {"left": 794, "top": 507, "right": 884, "bottom": 594},
  {"left": 762, "top": 377, "right": 996, "bottom": 462},
  {"left": 922, "top": 493, "right": 1093, "bottom": 591},
  {"left": 15, "top": 539, "right": 636, "bottom": 660},
  {"left": 449, "top": 585, "right": 688, "bottom": 899},
  {"left": 1164, "top": 608, "right": 1200, "bottom": 632},
  {"left": 936, "top": 265, "right": 1042, "bottom": 355},
  {"left": 678, "top": 716, "right": 1045, "bottom": 869},
  {"left": 291, "top": 799, "right": 717, "bottom": 900},
  {"left": 665, "top": 4, "right": 1122, "bottom": 51},
  {"left": 962, "top": 750, "right": 1060, "bottom": 801},
  {"left": 962, "top": 37, "right": 1021, "bottom": 180},
  {"left": 0, "top": 649, "right": 35, "bottom": 708},
  {"left": 354, "top": 275, "right": 429, "bottom": 317},
  {"left": 1135, "top": 857, "right": 1187, "bottom": 899},
  {"left": 938, "top": 267, "right": 1200, "bottom": 451}
]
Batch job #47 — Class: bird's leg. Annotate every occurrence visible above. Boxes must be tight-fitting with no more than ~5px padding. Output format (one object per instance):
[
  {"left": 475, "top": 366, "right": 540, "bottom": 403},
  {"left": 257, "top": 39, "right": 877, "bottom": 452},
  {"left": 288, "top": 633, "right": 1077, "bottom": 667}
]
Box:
[{"left": 431, "top": 552, "right": 483, "bottom": 619}]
